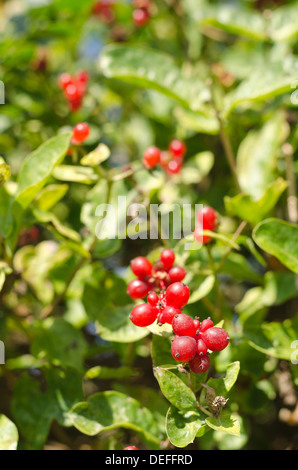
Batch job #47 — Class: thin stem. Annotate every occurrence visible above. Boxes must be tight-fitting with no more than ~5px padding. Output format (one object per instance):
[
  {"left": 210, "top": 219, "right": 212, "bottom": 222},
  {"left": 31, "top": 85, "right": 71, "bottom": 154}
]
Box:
[{"left": 217, "top": 220, "right": 247, "bottom": 273}]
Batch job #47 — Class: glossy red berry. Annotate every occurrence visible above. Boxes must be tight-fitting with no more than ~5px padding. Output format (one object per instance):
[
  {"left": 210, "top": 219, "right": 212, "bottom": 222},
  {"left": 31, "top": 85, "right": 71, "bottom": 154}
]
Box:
[
  {"left": 169, "top": 139, "right": 186, "bottom": 158},
  {"left": 172, "top": 314, "right": 196, "bottom": 337},
  {"left": 200, "top": 318, "right": 214, "bottom": 333},
  {"left": 160, "top": 249, "right": 175, "bottom": 270},
  {"left": 127, "top": 279, "right": 150, "bottom": 299},
  {"left": 130, "top": 303, "right": 157, "bottom": 327},
  {"left": 124, "top": 446, "right": 139, "bottom": 450},
  {"left": 167, "top": 158, "right": 182, "bottom": 175},
  {"left": 168, "top": 266, "right": 186, "bottom": 283},
  {"left": 72, "top": 123, "right": 90, "bottom": 144},
  {"left": 58, "top": 73, "right": 74, "bottom": 90},
  {"left": 189, "top": 354, "right": 210, "bottom": 374},
  {"left": 143, "top": 146, "right": 161, "bottom": 169},
  {"left": 197, "top": 206, "right": 217, "bottom": 231},
  {"left": 200, "top": 327, "right": 230, "bottom": 352},
  {"left": 65, "top": 83, "right": 82, "bottom": 101},
  {"left": 193, "top": 317, "right": 200, "bottom": 332},
  {"left": 193, "top": 225, "right": 211, "bottom": 245},
  {"left": 196, "top": 338, "right": 208, "bottom": 356},
  {"left": 133, "top": 8, "right": 150, "bottom": 27},
  {"left": 158, "top": 306, "right": 181, "bottom": 325},
  {"left": 171, "top": 336, "right": 197, "bottom": 362},
  {"left": 130, "top": 256, "right": 153, "bottom": 280},
  {"left": 159, "top": 151, "right": 172, "bottom": 168},
  {"left": 165, "top": 282, "right": 190, "bottom": 309},
  {"left": 147, "top": 291, "right": 159, "bottom": 306}
]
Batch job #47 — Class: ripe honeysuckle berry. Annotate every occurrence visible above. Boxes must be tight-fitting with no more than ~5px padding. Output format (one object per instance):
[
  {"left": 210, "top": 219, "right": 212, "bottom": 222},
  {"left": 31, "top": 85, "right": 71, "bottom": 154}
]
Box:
[
  {"left": 196, "top": 338, "right": 208, "bottom": 356},
  {"left": 189, "top": 354, "right": 210, "bottom": 374},
  {"left": 127, "top": 279, "right": 150, "bottom": 299},
  {"left": 159, "top": 151, "right": 172, "bottom": 169},
  {"left": 65, "top": 83, "right": 82, "bottom": 101},
  {"left": 200, "top": 327, "right": 230, "bottom": 352},
  {"left": 197, "top": 206, "right": 217, "bottom": 231},
  {"left": 172, "top": 313, "right": 196, "bottom": 338},
  {"left": 193, "top": 225, "right": 211, "bottom": 245},
  {"left": 130, "top": 303, "right": 157, "bottom": 327},
  {"left": 130, "top": 256, "right": 153, "bottom": 280},
  {"left": 171, "top": 336, "right": 197, "bottom": 362},
  {"left": 167, "top": 158, "right": 182, "bottom": 175},
  {"left": 158, "top": 306, "right": 181, "bottom": 325},
  {"left": 58, "top": 73, "right": 74, "bottom": 90},
  {"left": 168, "top": 266, "right": 186, "bottom": 283},
  {"left": 133, "top": 8, "right": 150, "bottom": 27},
  {"left": 200, "top": 317, "right": 214, "bottom": 333},
  {"left": 160, "top": 249, "right": 175, "bottom": 270},
  {"left": 193, "top": 317, "right": 200, "bottom": 333},
  {"left": 124, "top": 446, "right": 139, "bottom": 450},
  {"left": 143, "top": 146, "right": 161, "bottom": 169},
  {"left": 147, "top": 290, "right": 159, "bottom": 306},
  {"left": 165, "top": 282, "right": 190, "bottom": 309},
  {"left": 169, "top": 139, "right": 186, "bottom": 158},
  {"left": 72, "top": 123, "right": 90, "bottom": 144}
]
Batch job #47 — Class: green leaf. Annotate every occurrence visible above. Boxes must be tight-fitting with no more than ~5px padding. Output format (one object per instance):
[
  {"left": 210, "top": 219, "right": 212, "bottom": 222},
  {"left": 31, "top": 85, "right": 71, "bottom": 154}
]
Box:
[
  {"left": 153, "top": 367, "right": 197, "bottom": 411},
  {"left": 70, "top": 391, "right": 160, "bottom": 448},
  {"left": 253, "top": 218, "right": 298, "bottom": 273},
  {"left": 206, "top": 361, "right": 240, "bottom": 397},
  {"left": 14, "top": 133, "right": 71, "bottom": 212},
  {"left": 0, "top": 415, "right": 19, "bottom": 450},
  {"left": 0, "top": 162, "right": 11, "bottom": 185},
  {"left": 199, "top": 5, "right": 267, "bottom": 40},
  {"left": 152, "top": 335, "right": 177, "bottom": 367},
  {"left": 80, "top": 144, "right": 111, "bottom": 166},
  {"left": 99, "top": 45, "right": 209, "bottom": 112},
  {"left": 188, "top": 274, "right": 215, "bottom": 304},
  {"left": 244, "top": 319, "right": 296, "bottom": 360},
  {"left": 166, "top": 405, "right": 205, "bottom": 448},
  {"left": 180, "top": 151, "right": 214, "bottom": 185},
  {"left": 269, "top": 2, "right": 298, "bottom": 42},
  {"left": 35, "top": 184, "right": 69, "bottom": 211},
  {"left": 236, "top": 115, "right": 288, "bottom": 199},
  {"left": 12, "top": 367, "right": 83, "bottom": 449},
  {"left": 225, "top": 178, "right": 288, "bottom": 225},
  {"left": 0, "top": 185, "right": 14, "bottom": 238},
  {"left": 31, "top": 318, "right": 87, "bottom": 370},
  {"left": 53, "top": 165, "right": 99, "bottom": 184},
  {"left": 224, "top": 58, "right": 298, "bottom": 115},
  {"left": 262, "top": 271, "right": 298, "bottom": 306},
  {"left": 32, "top": 208, "right": 81, "bottom": 242},
  {"left": 205, "top": 413, "right": 241, "bottom": 437}
]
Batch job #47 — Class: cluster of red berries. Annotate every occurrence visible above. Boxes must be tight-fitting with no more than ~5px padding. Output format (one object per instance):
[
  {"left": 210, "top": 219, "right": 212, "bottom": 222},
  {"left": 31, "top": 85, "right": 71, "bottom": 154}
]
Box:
[
  {"left": 58, "top": 71, "right": 89, "bottom": 112},
  {"left": 71, "top": 122, "right": 90, "bottom": 145},
  {"left": 132, "top": 0, "right": 151, "bottom": 27},
  {"left": 194, "top": 206, "right": 218, "bottom": 245},
  {"left": 127, "top": 249, "right": 186, "bottom": 300},
  {"left": 143, "top": 139, "right": 186, "bottom": 175},
  {"left": 171, "top": 316, "right": 229, "bottom": 374},
  {"left": 92, "top": 0, "right": 115, "bottom": 24}
]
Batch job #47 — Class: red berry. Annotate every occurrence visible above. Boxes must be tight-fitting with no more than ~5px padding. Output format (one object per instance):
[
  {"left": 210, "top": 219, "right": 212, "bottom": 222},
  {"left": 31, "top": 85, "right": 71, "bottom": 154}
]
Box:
[
  {"left": 77, "top": 70, "right": 89, "bottom": 84},
  {"left": 200, "top": 327, "right": 230, "bottom": 352},
  {"left": 160, "top": 249, "right": 175, "bottom": 270},
  {"left": 171, "top": 336, "right": 197, "bottom": 362},
  {"left": 168, "top": 266, "right": 186, "bottom": 283},
  {"left": 200, "top": 318, "right": 214, "bottom": 333},
  {"left": 72, "top": 123, "right": 90, "bottom": 144},
  {"left": 193, "top": 225, "right": 211, "bottom": 245},
  {"left": 169, "top": 139, "right": 186, "bottom": 158},
  {"left": 147, "top": 291, "right": 159, "bottom": 306},
  {"left": 197, "top": 206, "right": 217, "bottom": 231},
  {"left": 133, "top": 8, "right": 150, "bottom": 27},
  {"left": 130, "top": 303, "right": 157, "bottom": 327},
  {"left": 172, "top": 314, "right": 196, "bottom": 337},
  {"left": 143, "top": 146, "right": 161, "bottom": 169},
  {"left": 59, "top": 73, "right": 74, "bottom": 90},
  {"left": 167, "top": 158, "right": 182, "bottom": 175},
  {"left": 124, "top": 446, "right": 139, "bottom": 450},
  {"left": 127, "top": 279, "right": 150, "bottom": 299},
  {"left": 159, "top": 151, "right": 172, "bottom": 168},
  {"left": 165, "top": 282, "right": 190, "bottom": 309},
  {"left": 193, "top": 317, "right": 200, "bottom": 332},
  {"left": 196, "top": 338, "right": 208, "bottom": 356},
  {"left": 158, "top": 306, "right": 181, "bottom": 325},
  {"left": 65, "top": 83, "right": 82, "bottom": 101},
  {"left": 130, "top": 256, "right": 153, "bottom": 280},
  {"left": 189, "top": 354, "right": 210, "bottom": 374}
]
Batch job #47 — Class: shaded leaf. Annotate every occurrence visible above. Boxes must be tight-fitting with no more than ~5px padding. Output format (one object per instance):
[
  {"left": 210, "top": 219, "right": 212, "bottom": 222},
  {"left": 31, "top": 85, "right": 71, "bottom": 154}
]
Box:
[
  {"left": 154, "top": 367, "right": 197, "bottom": 411},
  {"left": 166, "top": 405, "right": 205, "bottom": 448}
]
